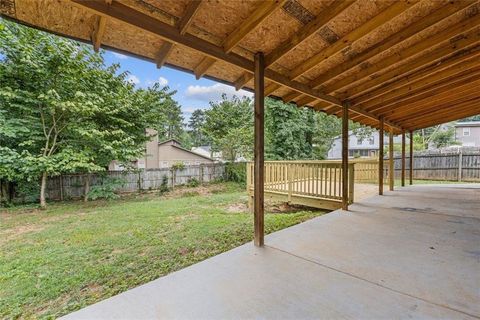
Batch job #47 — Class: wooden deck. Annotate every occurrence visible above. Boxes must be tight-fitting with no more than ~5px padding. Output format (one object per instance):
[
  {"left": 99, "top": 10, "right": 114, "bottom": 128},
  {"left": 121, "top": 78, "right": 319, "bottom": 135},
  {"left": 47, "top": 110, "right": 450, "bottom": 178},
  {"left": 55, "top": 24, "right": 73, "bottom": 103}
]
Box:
[
  {"left": 62, "top": 184, "right": 480, "bottom": 319},
  {"left": 247, "top": 160, "right": 385, "bottom": 210}
]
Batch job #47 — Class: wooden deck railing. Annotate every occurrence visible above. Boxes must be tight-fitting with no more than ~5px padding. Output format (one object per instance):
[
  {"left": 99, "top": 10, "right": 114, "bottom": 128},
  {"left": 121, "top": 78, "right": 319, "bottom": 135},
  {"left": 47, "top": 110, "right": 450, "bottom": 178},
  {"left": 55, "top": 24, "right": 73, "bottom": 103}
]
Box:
[{"left": 247, "top": 161, "right": 356, "bottom": 210}]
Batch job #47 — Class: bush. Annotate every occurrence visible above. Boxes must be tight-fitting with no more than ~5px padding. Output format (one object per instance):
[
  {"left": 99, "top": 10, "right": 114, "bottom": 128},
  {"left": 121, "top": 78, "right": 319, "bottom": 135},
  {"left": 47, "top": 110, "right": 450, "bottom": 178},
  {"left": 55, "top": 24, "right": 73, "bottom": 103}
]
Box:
[
  {"left": 159, "top": 175, "right": 169, "bottom": 195},
  {"left": 87, "top": 177, "right": 125, "bottom": 200},
  {"left": 186, "top": 177, "right": 200, "bottom": 187},
  {"left": 224, "top": 162, "right": 247, "bottom": 185}
]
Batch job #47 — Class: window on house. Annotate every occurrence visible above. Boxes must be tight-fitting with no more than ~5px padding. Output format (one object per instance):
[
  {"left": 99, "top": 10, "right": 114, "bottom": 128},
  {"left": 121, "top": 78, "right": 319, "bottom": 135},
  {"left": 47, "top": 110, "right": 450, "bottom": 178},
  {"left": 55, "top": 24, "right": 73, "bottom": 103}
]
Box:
[
  {"left": 463, "top": 128, "right": 470, "bottom": 136},
  {"left": 357, "top": 138, "right": 363, "bottom": 145}
]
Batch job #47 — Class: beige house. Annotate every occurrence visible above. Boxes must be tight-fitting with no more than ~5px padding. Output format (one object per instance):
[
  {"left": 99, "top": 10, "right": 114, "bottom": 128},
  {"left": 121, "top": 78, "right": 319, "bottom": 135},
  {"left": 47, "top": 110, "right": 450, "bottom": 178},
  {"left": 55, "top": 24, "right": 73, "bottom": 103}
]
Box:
[{"left": 145, "top": 129, "right": 214, "bottom": 169}]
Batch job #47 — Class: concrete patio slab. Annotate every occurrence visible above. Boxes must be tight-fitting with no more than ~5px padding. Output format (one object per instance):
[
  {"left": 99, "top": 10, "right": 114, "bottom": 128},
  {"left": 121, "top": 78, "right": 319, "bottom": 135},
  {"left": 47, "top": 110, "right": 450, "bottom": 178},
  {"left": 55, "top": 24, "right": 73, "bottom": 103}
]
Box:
[{"left": 63, "top": 184, "right": 480, "bottom": 320}]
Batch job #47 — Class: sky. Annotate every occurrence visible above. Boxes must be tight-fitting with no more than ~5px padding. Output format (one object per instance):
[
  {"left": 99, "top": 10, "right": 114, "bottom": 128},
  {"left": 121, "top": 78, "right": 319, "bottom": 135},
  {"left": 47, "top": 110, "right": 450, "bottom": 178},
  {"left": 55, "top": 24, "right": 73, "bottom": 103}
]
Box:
[{"left": 103, "top": 51, "right": 253, "bottom": 121}]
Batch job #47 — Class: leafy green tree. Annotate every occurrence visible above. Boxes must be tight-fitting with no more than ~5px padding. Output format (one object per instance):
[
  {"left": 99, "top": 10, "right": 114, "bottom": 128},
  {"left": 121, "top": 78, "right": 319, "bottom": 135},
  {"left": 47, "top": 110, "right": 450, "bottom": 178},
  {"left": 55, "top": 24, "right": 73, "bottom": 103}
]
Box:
[
  {"left": 265, "top": 98, "right": 314, "bottom": 160},
  {"left": 188, "top": 109, "right": 210, "bottom": 146},
  {"left": 0, "top": 20, "right": 167, "bottom": 207},
  {"left": 203, "top": 94, "right": 253, "bottom": 162}
]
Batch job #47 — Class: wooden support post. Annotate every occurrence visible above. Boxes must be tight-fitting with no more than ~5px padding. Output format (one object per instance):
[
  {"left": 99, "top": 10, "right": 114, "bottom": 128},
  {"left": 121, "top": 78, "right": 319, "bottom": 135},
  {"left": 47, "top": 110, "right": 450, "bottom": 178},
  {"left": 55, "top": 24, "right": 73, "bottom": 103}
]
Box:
[
  {"left": 341, "top": 103, "right": 349, "bottom": 211},
  {"left": 409, "top": 130, "right": 414, "bottom": 185},
  {"left": 401, "top": 131, "right": 406, "bottom": 187},
  {"left": 379, "top": 117, "right": 384, "bottom": 195},
  {"left": 389, "top": 131, "right": 394, "bottom": 191},
  {"left": 254, "top": 52, "right": 265, "bottom": 247}
]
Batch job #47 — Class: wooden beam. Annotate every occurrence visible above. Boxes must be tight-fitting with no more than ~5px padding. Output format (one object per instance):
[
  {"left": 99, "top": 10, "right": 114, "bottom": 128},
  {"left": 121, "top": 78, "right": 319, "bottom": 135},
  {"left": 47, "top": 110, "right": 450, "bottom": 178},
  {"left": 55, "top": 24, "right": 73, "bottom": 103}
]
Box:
[
  {"left": 351, "top": 48, "right": 480, "bottom": 106},
  {"left": 195, "top": 0, "right": 286, "bottom": 80},
  {"left": 331, "top": 15, "right": 480, "bottom": 98},
  {"left": 254, "top": 52, "right": 265, "bottom": 247},
  {"left": 289, "top": 1, "right": 416, "bottom": 80},
  {"left": 233, "top": 0, "right": 354, "bottom": 91},
  {"left": 408, "top": 105, "right": 480, "bottom": 130},
  {"left": 342, "top": 103, "right": 349, "bottom": 211},
  {"left": 409, "top": 130, "right": 413, "bottom": 185},
  {"left": 339, "top": 22, "right": 480, "bottom": 99},
  {"left": 178, "top": 0, "right": 203, "bottom": 35},
  {"left": 379, "top": 117, "right": 384, "bottom": 195},
  {"left": 296, "top": 96, "right": 316, "bottom": 108},
  {"left": 264, "top": 83, "right": 281, "bottom": 96},
  {"left": 357, "top": 61, "right": 480, "bottom": 115},
  {"left": 307, "top": 1, "right": 477, "bottom": 90},
  {"left": 91, "top": 15, "right": 107, "bottom": 52},
  {"left": 194, "top": 57, "right": 215, "bottom": 80},
  {"left": 155, "top": 42, "right": 174, "bottom": 69},
  {"left": 401, "top": 132, "right": 406, "bottom": 187},
  {"left": 389, "top": 131, "right": 394, "bottom": 191},
  {"left": 72, "top": 0, "right": 343, "bottom": 107}
]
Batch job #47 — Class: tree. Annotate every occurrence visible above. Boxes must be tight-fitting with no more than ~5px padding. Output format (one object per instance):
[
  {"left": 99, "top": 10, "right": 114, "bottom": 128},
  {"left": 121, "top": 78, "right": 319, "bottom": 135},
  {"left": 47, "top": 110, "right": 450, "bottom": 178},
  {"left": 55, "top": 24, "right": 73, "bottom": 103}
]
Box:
[
  {"left": 0, "top": 20, "right": 168, "bottom": 207},
  {"left": 265, "top": 98, "right": 314, "bottom": 160},
  {"left": 188, "top": 109, "right": 209, "bottom": 146},
  {"left": 203, "top": 95, "right": 253, "bottom": 162}
]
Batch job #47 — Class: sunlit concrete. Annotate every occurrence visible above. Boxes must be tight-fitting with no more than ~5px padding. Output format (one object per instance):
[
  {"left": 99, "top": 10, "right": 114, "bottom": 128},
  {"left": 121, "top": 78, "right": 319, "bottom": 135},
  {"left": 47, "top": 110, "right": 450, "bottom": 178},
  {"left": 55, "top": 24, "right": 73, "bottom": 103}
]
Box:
[{"left": 63, "top": 184, "right": 480, "bottom": 320}]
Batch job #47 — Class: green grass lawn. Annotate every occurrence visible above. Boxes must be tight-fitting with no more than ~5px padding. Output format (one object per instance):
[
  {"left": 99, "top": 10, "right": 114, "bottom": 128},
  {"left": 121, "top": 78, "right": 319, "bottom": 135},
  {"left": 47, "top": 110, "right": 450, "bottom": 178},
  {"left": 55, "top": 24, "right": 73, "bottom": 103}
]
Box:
[{"left": 0, "top": 182, "right": 325, "bottom": 319}]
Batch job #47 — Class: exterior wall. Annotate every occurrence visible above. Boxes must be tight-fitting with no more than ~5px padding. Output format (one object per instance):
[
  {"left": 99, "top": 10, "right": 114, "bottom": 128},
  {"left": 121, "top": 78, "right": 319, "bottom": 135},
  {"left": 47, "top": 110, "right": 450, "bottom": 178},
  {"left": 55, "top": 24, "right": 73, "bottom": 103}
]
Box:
[
  {"left": 328, "top": 131, "right": 407, "bottom": 159},
  {"left": 455, "top": 126, "right": 480, "bottom": 147},
  {"left": 158, "top": 144, "right": 214, "bottom": 168},
  {"left": 145, "top": 128, "right": 160, "bottom": 169}
]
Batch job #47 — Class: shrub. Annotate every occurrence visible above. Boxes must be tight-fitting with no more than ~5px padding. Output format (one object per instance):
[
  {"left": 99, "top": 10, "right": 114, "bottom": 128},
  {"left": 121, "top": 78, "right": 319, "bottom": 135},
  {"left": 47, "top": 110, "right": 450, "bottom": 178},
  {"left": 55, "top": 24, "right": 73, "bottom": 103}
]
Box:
[
  {"left": 186, "top": 177, "right": 200, "bottom": 187},
  {"left": 225, "top": 162, "right": 247, "bottom": 185},
  {"left": 159, "top": 175, "right": 169, "bottom": 195},
  {"left": 87, "top": 177, "right": 125, "bottom": 200}
]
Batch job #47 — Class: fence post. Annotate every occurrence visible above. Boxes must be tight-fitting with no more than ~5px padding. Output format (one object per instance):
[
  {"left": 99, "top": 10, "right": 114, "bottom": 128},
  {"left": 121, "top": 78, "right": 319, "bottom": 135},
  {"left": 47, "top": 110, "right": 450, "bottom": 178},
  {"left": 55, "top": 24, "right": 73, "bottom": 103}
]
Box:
[
  {"left": 59, "top": 175, "right": 64, "bottom": 201},
  {"left": 458, "top": 150, "right": 463, "bottom": 182},
  {"left": 348, "top": 163, "right": 354, "bottom": 204},
  {"left": 199, "top": 164, "right": 204, "bottom": 184},
  {"left": 287, "top": 164, "right": 292, "bottom": 202}
]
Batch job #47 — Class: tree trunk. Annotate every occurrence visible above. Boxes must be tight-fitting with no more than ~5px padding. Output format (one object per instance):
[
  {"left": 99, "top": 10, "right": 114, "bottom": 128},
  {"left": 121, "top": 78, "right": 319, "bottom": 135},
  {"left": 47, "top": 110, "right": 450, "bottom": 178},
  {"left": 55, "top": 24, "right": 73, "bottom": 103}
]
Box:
[
  {"left": 40, "top": 172, "right": 47, "bottom": 208},
  {"left": 84, "top": 173, "right": 91, "bottom": 202}
]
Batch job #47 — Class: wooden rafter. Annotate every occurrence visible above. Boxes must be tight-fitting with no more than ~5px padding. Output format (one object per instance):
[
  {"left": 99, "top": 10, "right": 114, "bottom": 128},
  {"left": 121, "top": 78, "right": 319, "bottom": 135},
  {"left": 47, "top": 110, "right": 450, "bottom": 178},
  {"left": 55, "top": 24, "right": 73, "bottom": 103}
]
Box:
[
  {"left": 178, "top": 1, "right": 203, "bottom": 35},
  {"left": 193, "top": 0, "right": 287, "bottom": 80},
  {"left": 331, "top": 15, "right": 480, "bottom": 97},
  {"left": 289, "top": 1, "right": 417, "bottom": 80},
  {"left": 91, "top": 15, "right": 107, "bottom": 52},
  {"left": 308, "top": 1, "right": 476, "bottom": 90},
  {"left": 351, "top": 48, "right": 480, "bottom": 107},
  {"left": 233, "top": 0, "right": 355, "bottom": 90},
  {"left": 72, "top": 0, "right": 343, "bottom": 106},
  {"left": 155, "top": 42, "right": 174, "bottom": 69}
]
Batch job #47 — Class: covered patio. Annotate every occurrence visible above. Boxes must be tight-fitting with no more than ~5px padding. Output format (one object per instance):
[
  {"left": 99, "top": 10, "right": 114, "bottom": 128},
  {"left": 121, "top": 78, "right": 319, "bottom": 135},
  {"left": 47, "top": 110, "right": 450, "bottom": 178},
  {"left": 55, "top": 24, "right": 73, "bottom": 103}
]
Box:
[
  {"left": 63, "top": 184, "right": 480, "bottom": 319},
  {"left": 2, "top": 0, "right": 480, "bottom": 318}
]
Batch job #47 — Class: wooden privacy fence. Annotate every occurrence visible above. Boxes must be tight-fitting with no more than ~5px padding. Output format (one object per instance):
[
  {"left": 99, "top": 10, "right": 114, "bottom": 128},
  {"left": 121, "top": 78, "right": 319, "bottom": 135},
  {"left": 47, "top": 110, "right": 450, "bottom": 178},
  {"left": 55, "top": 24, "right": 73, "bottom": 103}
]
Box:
[
  {"left": 390, "top": 151, "right": 480, "bottom": 182},
  {"left": 247, "top": 161, "right": 355, "bottom": 210},
  {"left": 45, "top": 164, "right": 225, "bottom": 200}
]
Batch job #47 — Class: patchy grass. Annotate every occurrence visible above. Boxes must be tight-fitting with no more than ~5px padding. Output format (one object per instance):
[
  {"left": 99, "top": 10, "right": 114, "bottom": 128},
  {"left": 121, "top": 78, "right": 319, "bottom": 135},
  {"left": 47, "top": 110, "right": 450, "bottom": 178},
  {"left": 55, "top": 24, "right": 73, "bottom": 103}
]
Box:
[{"left": 0, "top": 182, "right": 326, "bottom": 319}]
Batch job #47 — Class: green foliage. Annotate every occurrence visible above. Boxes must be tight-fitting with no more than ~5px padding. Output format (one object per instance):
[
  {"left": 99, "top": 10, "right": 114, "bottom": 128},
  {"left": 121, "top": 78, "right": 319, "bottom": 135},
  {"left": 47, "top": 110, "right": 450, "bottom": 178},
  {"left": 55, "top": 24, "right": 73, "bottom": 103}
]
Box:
[
  {"left": 203, "top": 94, "right": 253, "bottom": 162},
  {"left": 224, "top": 162, "right": 247, "bottom": 185},
  {"left": 87, "top": 177, "right": 125, "bottom": 200},
  {"left": 265, "top": 98, "right": 314, "bottom": 160},
  {"left": 0, "top": 20, "right": 176, "bottom": 206},
  {"left": 186, "top": 177, "right": 200, "bottom": 187},
  {"left": 170, "top": 162, "right": 185, "bottom": 171},
  {"left": 188, "top": 109, "right": 210, "bottom": 146},
  {"left": 159, "top": 175, "right": 169, "bottom": 195},
  {"left": 415, "top": 124, "right": 458, "bottom": 150}
]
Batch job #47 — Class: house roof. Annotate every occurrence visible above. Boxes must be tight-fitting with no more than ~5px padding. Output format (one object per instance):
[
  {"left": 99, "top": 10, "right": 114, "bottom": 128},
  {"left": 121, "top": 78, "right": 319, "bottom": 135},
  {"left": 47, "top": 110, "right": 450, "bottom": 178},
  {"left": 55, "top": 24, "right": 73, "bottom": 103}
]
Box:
[
  {"left": 159, "top": 139, "right": 213, "bottom": 161},
  {"left": 455, "top": 121, "right": 480, "bottom": 127},
  {"left": 2, "top": 0, "right": 480, "bottom": 133}
]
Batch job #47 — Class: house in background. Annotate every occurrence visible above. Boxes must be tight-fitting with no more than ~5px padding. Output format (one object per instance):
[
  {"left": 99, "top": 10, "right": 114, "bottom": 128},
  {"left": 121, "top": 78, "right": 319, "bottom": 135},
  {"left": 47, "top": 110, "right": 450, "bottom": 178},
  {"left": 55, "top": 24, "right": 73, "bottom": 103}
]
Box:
[
  {"left": 454, "top": 121, "right": 480, "bottom": 147},
  {"left": 327, "top": 131, "right": 407, "bottom": 159},
  {"left": 191, "top": 146, "right": 222, "bottom": 161},
  {"left": 109, "top": 129, "right": 214, "bottom": 170}
]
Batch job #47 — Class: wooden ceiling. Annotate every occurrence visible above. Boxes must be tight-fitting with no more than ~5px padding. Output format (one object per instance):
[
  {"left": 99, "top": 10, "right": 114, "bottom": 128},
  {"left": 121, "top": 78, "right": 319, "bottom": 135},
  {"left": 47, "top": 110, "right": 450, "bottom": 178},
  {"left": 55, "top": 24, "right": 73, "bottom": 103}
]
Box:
[{"left": 1, "top": 0, "right": 479, "bottom": 133}]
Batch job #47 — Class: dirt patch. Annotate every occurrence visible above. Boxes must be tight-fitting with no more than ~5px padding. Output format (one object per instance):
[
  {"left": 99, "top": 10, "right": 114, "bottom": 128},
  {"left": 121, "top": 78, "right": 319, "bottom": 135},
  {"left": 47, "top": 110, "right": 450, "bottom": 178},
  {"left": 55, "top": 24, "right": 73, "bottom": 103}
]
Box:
[
  {"left": 0, "top": 224, "right": 46, "bottom": 244},
  {"left": 225, "top": 200, "right": 322, "bottom": 214},
  {"left": 226, "top": 203, "right": 248, "bottom": 213}
]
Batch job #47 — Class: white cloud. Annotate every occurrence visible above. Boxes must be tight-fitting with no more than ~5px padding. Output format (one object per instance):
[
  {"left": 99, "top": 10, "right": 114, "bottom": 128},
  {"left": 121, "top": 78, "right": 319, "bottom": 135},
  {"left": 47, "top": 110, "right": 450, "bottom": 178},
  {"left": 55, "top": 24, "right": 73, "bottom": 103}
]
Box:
[
  {"left": 185, "top": 83, "right": 252, "bottom": 103},
  {"left": 158, "top": 76, "right": 169, "bottom": 86},
  {"left": 126, "top": 74, "right": 140, "bottom": 85},
  {"left": 145, "top": 76, "right": 169, "bottom": 87},
  {"left": 112, "top": 52, "right": 128, "bottom": 60}
]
